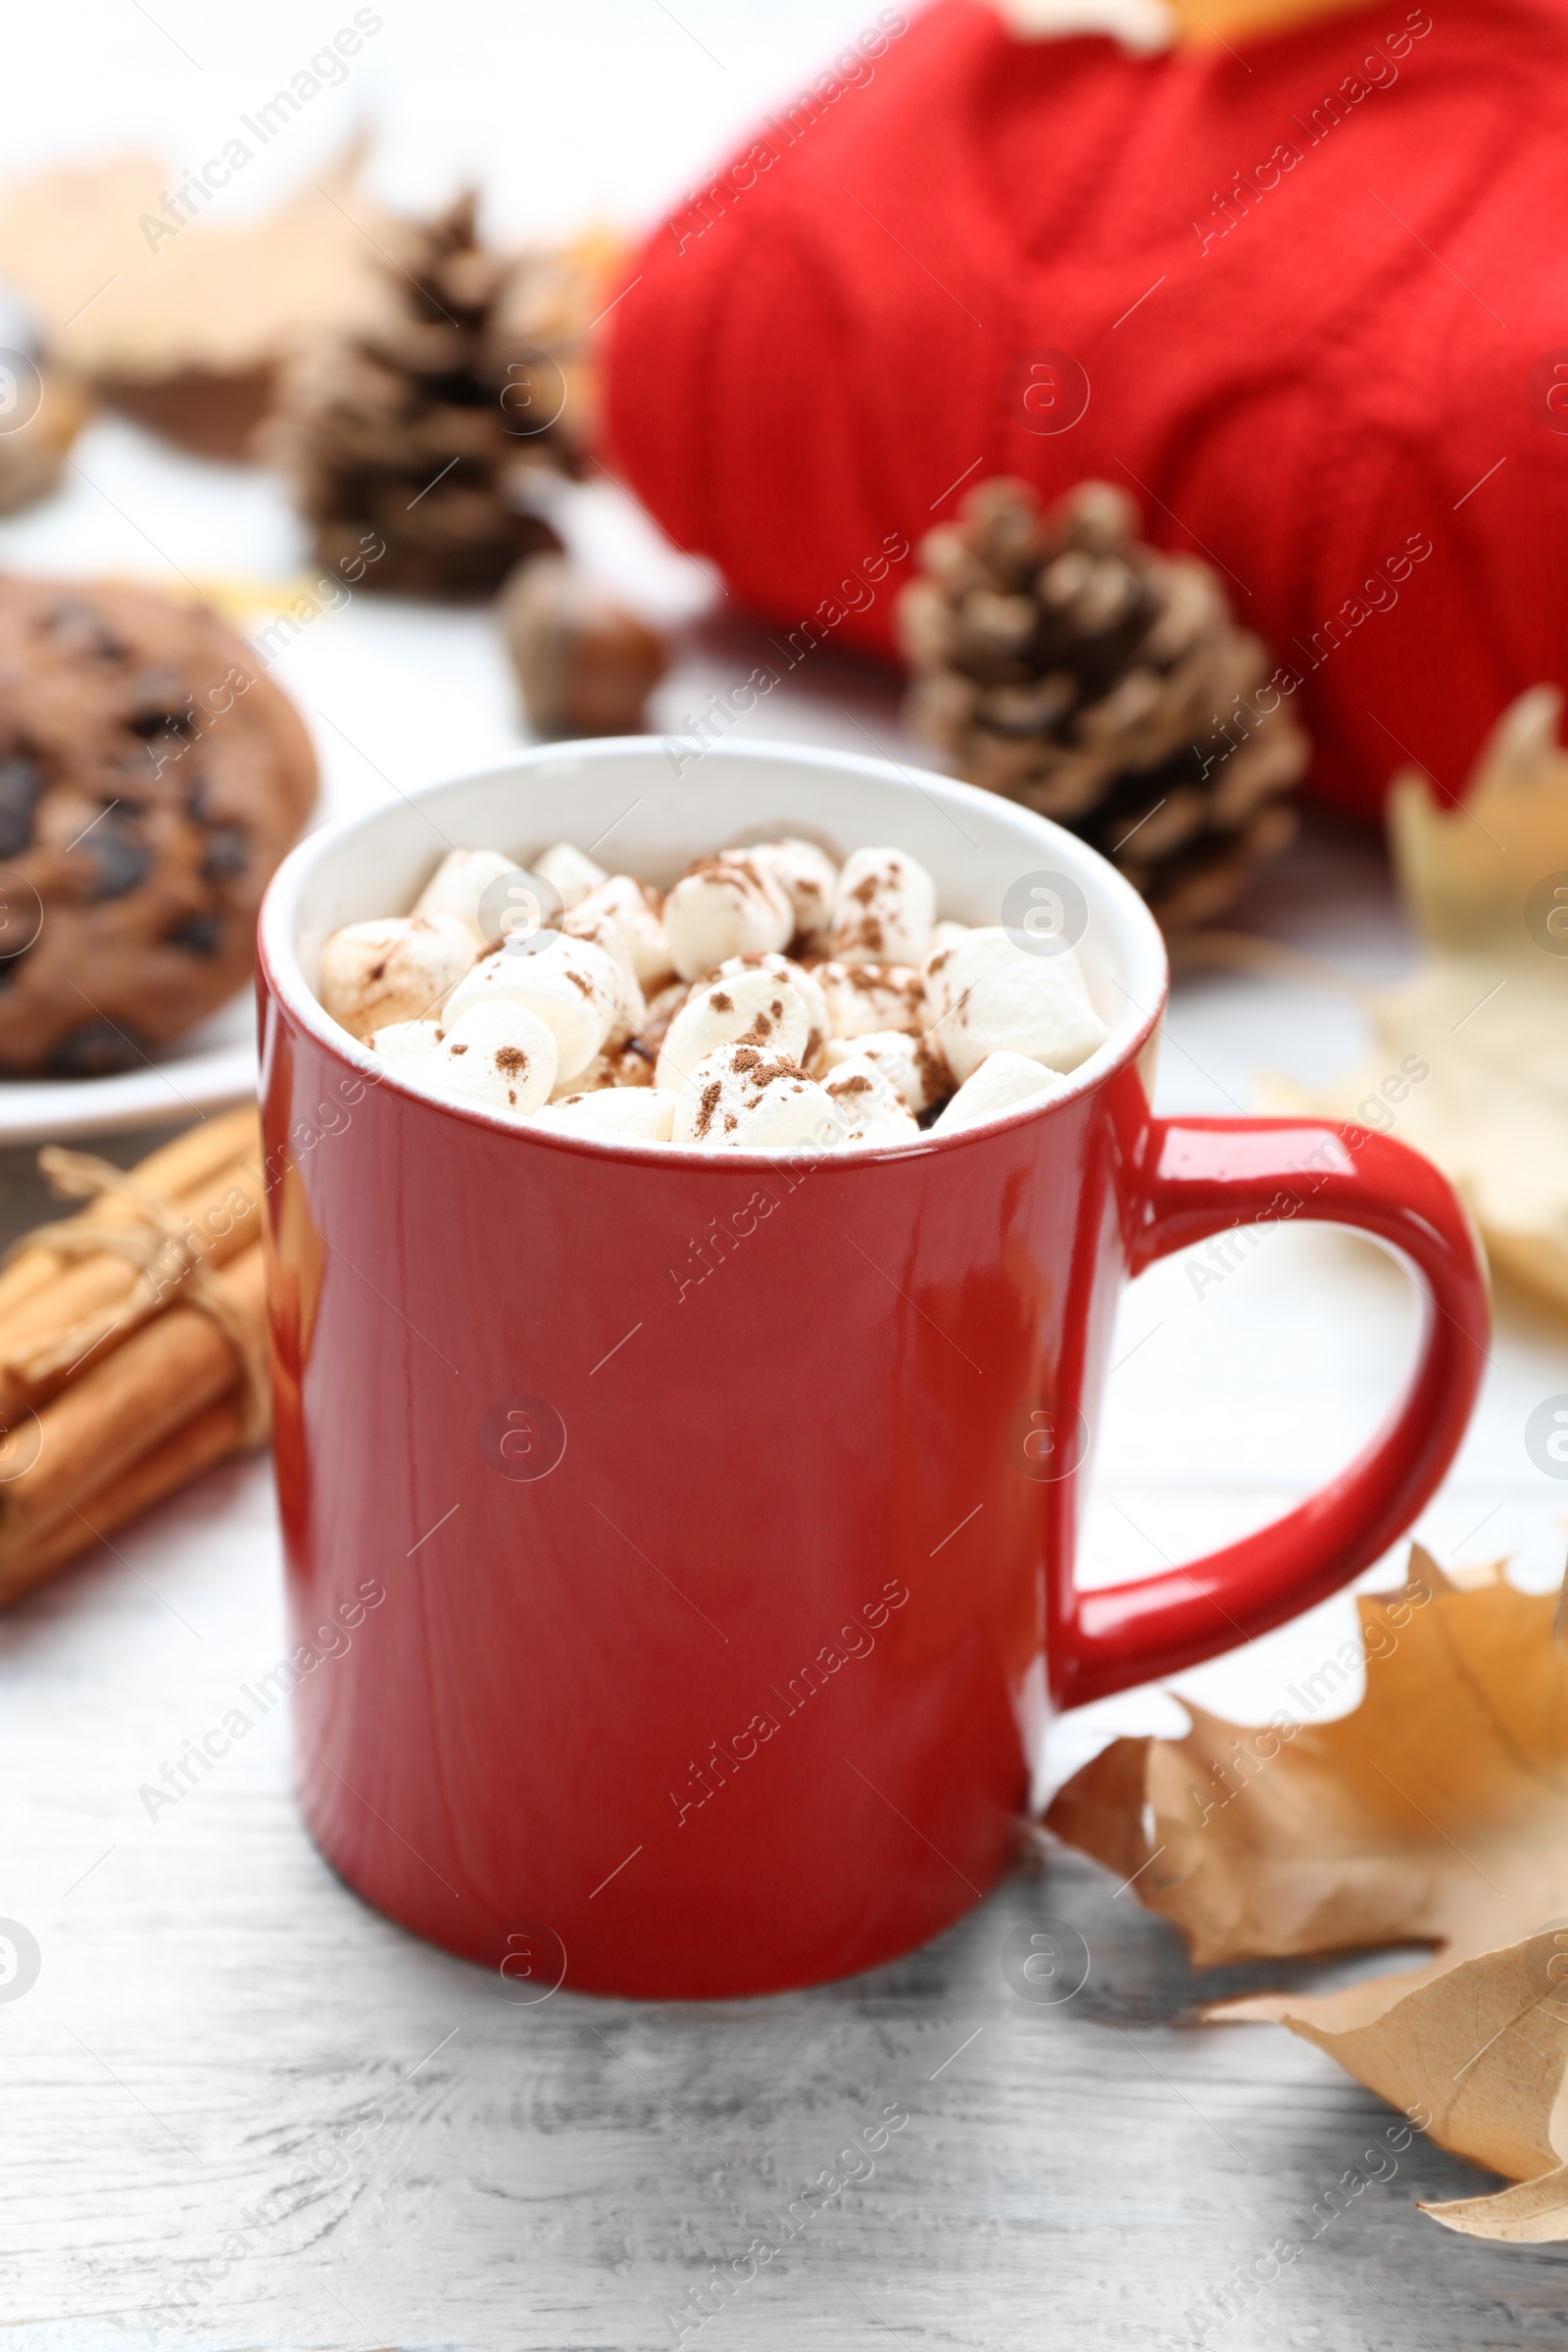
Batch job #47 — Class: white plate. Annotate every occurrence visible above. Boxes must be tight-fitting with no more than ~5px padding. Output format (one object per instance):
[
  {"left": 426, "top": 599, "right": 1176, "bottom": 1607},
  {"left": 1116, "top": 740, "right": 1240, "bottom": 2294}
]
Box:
[{"left": 0, "top": 994, "right": 255, "bottom": 1145}]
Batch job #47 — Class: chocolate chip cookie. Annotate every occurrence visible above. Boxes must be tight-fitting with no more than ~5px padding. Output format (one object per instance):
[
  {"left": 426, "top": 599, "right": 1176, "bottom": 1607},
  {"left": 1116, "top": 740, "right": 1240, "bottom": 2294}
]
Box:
[{"left": 0, "top": 577, "right": 317, "bottom": 1074}]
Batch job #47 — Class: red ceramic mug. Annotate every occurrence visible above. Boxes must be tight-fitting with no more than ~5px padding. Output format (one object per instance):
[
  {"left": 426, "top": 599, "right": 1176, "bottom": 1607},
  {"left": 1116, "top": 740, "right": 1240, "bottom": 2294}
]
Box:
[{"left": 257, "top": 739, "right": 1488, "bottom": 1999}]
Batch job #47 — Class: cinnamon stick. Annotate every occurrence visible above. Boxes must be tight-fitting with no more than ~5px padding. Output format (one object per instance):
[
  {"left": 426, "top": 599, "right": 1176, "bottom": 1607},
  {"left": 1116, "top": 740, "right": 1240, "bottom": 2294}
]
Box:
[
  {"left": 0, "top": 1394, "right": 247, "bottom": 1608},
  {"left": 0, "top": 1242, "right": 266, "bottom": 1551},
  {"left": 0, "top": 1104, "right": 259, "bottom": 1325},
  {"left": 0, "top": 1148, "right": 264, "bottom": 1410}
]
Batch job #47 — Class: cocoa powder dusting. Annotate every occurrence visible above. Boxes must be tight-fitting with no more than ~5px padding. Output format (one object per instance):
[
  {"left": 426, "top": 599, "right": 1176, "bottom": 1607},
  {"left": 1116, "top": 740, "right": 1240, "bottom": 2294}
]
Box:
[
  {"left": 690, "top": 856, "right": 760, "bottom": 893},
  {"left": 695, "top": 1078, "right": 722, "bottom": 1139},
  {"left": 915, "top": 1039, "right": 946, "bottom": 1095}
]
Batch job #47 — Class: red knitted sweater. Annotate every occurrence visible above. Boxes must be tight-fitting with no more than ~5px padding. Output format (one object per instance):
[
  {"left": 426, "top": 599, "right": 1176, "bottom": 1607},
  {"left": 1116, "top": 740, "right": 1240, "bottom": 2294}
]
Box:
[{"left": 607, "top": 0, "right": 1567, "bottom": 820}]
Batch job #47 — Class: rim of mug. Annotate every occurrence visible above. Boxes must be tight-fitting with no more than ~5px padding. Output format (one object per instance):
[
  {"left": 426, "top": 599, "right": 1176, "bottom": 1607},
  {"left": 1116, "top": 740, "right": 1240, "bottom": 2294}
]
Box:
[{"left": 258, "top": 737, "right": 1169, "bottom": 1166}]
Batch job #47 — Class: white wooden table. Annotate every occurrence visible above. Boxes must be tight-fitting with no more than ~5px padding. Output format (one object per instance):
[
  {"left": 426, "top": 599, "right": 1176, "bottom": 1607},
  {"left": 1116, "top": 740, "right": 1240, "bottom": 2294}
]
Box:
[{"left": 5, "top": 8, "right": 1568, "bottom": 2344}]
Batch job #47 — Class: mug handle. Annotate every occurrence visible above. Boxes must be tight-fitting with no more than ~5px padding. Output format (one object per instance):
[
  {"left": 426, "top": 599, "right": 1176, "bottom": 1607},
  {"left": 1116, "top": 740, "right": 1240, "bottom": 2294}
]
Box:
[{"left": 1055, "top": 1116, "right": 1490, "bottom": 1708}]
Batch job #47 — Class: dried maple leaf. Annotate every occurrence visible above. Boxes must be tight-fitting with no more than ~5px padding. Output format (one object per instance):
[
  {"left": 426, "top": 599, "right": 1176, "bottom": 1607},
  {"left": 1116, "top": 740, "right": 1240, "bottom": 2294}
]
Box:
[
  {"left": 1291, "top": 1937, "right": 1568, "bottom": 2240},
  {"left": 1244, "top": 689, "right": 1568, "bottom": 1317},
  {"left": 1387, "top": 687, "right": 1568, "bottom": 955},
  {"left": 1047, "top": 1547, "right": 1568, "bottom": 2237},
  {"left": 0, "top": 143, "right": 392, "bottom": 459}
]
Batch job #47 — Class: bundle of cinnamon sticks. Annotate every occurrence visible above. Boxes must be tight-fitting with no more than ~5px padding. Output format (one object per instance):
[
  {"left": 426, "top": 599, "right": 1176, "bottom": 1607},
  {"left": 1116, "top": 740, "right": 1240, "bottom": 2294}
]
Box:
[{"left": 0, "top": 1105, "right": 269, "bottom": 1608}]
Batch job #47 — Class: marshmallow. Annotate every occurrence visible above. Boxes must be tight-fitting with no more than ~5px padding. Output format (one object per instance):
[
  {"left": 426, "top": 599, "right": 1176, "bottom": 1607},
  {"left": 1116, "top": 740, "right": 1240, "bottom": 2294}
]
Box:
[
  {"left": 930, "top": 1051, "right": 1075, "bottom": 1136},
  {"left": 551, "top": 1039, "right": 656, "bottom": 1095},
  {"left": 924, "top": 928, "right": 1107, "bottom": 1083},
  {"left": 365, "top": 1018, "right": 444, "bottom": 1073},
  {"left": 532, "top": 840, "right": 608, "bottom": 909},
  {"left": 662, "top": 854, "right": 794, "bottom": 981},
  {"left": 656, "top": 964, "right": 810, "bottom": 1093},
  {"left": 318, "top": 913, "right": 475, "bottom": 1041},
  {"left": 443, "top": 932, "right": 622, "bottom": 1083},
  {"left": 413, "top": 848, "right": 517, "bottom": 945},
  {"left": 408, "top": 1000, "right": 558, "bottom": 1122},
  {"left": 532, "top": 1088, "right": 677, "bottom": 1142},
  {"left": 556, "top": 903, "right": 647, "bottom": 1042},
  {"left": 565, "top": 873, "right": 673, "bottom": 992},
  {"left": 714, "top": 953, "right": 830, "bottom": 1072},
  {"left": 830, "top": 846, "right": 937, "bottom": 968},
  {"left": 841, "top": 1112, "right": 923, "bottom": 1151},
  {"left": 821, "top": 1054, "right": 921, "bottom": 1150},
  {"left": 813, "top": 959, "right": 927, "bottom": 1039},
  {"left": 639, "top": 977, "right": 690, "bottom": 1049},
  {"left": 822, "top": 1029, "right": 952, "bottom": 1115},
  {"left": 673, "top": 1043, "right": 841, "bottom": 1152},
  {"left": 741, "top": 839, "right": 839, "bottom": 944},
  {"left": 318, "top": 826, "right": 1113, "bottom": 1162}
]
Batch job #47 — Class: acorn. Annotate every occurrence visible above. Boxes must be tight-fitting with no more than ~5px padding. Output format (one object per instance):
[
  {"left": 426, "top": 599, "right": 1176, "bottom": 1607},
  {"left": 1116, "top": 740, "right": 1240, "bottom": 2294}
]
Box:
[{"left": 501, "top": 555, "right": 667, "bottom": 737}]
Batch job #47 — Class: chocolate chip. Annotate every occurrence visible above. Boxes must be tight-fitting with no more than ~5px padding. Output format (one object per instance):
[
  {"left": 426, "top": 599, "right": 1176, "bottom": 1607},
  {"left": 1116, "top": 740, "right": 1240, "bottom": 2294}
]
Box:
[
  {"left": 76, "top": 817, "right": 153, "bottom": 901},
  {"left": 129, "top": 710, "right": 196, "bottom": 742},
  {"left": 126, "top": 669, "right": 197, "bottom": 746},
  {"left": 0, "top": 757, "right": 44, "bottom": 858},
  {"left": 199, "top": 824, "right": 248, "bottom": 883},
  {"left": 165, "top": 912, "right": 224, "bottom": 956},
  {"left": 47, "top": 1019, "right": 145, "bottom": 1076}
]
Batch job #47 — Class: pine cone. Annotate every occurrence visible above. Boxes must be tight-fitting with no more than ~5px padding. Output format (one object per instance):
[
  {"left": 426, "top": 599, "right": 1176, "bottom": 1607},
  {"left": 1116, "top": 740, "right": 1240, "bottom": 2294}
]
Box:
[
  {"left": 273, "top": 194, "right": 582, "bottom": 600},
  {"left": 898, "top": 479, "right": 1308, "bottom": 931}
]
